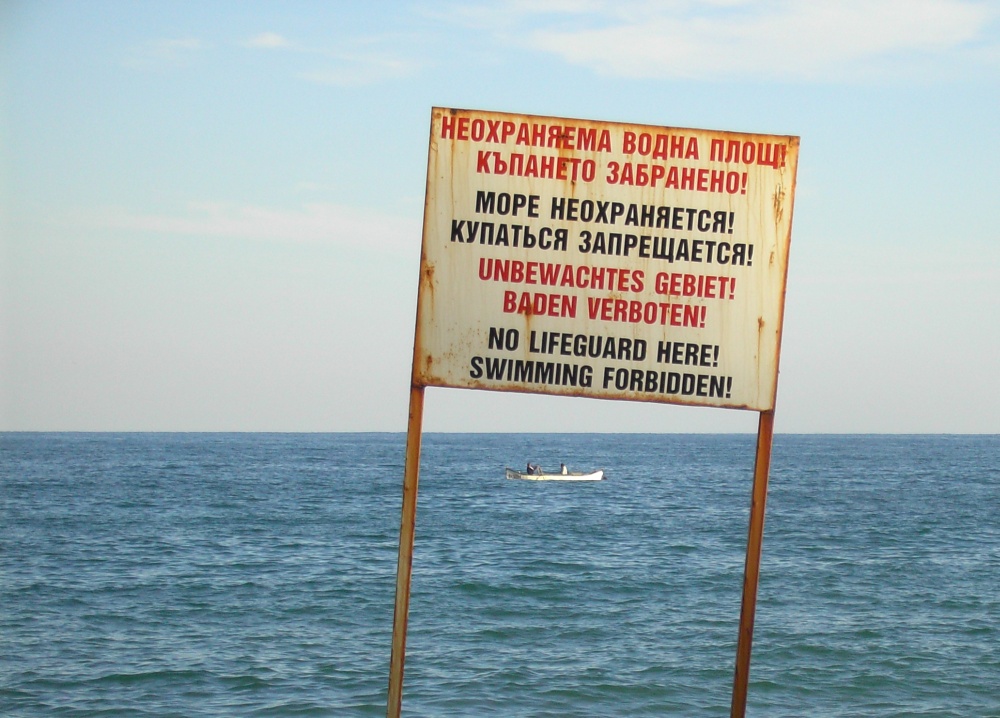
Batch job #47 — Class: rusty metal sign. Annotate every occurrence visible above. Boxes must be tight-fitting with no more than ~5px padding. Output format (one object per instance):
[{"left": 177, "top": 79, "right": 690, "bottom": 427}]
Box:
[{"left": 413, "top": 107, "right": 799, "bottom": 411}]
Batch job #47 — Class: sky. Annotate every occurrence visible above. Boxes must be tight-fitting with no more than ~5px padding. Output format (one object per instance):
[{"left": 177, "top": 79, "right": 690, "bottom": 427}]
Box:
[{"left": 2, "top": 0, "right": 998, "bottom": 433}]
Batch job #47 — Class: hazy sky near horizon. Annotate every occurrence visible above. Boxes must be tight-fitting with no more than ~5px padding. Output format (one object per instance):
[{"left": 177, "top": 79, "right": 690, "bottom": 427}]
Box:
[{"left": 2, "top": 0, "right": 999, "bottom": 433}]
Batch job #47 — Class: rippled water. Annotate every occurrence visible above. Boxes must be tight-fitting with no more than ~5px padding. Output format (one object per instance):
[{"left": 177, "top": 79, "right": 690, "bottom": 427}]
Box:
[{"left": 2, "top": 433, "right": 998, "bottom": 716}]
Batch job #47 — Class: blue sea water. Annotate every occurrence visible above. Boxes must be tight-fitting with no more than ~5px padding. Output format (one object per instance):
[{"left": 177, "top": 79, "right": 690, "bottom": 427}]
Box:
[{"left": 1, "top": 432, "right": 998, "bottom": 717}]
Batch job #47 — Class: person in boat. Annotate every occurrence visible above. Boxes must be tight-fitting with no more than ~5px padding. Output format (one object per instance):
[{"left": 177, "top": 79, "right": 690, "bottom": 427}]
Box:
[
  {"left": 526, "top": 462, "right": 542, "bottom": 475},
  {"left": 560, "top": 463, "right": 568, "bottom": 475}
]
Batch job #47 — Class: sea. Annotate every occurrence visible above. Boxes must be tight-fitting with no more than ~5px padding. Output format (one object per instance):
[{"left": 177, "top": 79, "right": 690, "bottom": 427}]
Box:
[{"left": 1, "top": 433, "right": 998, "bottom": 717}]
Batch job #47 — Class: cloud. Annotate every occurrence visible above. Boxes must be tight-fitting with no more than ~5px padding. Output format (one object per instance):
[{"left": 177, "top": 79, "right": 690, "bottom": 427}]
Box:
[
  {"left": 124, "top": 37, "right": 207, "bottom": 69},
  {"left": 83, "top": 203, "right": 421, "bottom": 256},
  {"left": 243, "top": 32, "right": 292, "bottom": 49},
  {"left": 299, "top": 53, "right": 415, "bottom": 86},
  {"left": 480, "top": 0, "right": 998, "bottom": 80},
  {"left": 239, "top": 30, "right": 417, "bottom": 85},
  {"left": 444, "top": 0, "right": 607, "bottom": 28}
]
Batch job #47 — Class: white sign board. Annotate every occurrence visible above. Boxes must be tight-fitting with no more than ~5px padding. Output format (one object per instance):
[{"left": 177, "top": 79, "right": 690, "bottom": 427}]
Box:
[{"left": 413, "top": 108, "right": 798, "bottom": 411}]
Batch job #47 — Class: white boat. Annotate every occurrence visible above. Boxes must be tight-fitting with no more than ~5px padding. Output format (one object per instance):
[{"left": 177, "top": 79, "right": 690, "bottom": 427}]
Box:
[{"left": 505, "top": 467, "right": 605, "bottom": 481}]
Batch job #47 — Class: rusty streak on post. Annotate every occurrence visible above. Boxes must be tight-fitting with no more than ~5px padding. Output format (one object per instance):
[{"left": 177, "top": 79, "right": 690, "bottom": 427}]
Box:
[
  {"left": 386, "top": 385, "right": 425, "bottom": 718},
  {"left": 731, "top": 409, "right": 775, "bottom": 718}
]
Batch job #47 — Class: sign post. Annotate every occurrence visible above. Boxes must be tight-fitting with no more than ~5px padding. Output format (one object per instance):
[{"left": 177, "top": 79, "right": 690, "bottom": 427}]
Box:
[
  {"left": 388, "top": 108, "right": 798, "bottom": 717},
  {"left": 731, "top": 409, "right": 775, "bottom": 718},
  {"left": 386, "top": 386, "right": 424, "bottom": 718}
]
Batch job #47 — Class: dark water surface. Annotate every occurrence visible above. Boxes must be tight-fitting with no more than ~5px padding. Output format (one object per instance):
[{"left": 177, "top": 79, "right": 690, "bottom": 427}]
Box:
[{"left": 2, "top": 433, "right": 998, "bottom": 716}]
